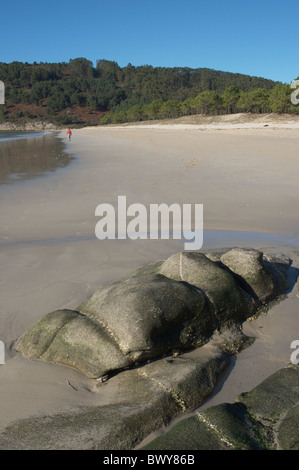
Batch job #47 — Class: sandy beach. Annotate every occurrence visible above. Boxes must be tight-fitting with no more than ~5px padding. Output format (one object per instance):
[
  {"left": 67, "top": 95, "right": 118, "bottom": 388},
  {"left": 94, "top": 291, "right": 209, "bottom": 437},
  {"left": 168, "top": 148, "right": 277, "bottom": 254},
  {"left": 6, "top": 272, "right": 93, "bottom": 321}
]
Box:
[{"left": 0, "top": 114, "right": 298, "bottom": 445}]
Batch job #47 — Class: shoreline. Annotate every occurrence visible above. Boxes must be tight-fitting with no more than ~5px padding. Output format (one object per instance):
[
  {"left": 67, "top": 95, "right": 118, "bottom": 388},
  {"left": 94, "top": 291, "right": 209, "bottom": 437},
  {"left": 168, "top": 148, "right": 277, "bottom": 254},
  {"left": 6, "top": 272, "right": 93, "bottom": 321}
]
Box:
[{"left": 0, "top": 117, "right": 298, "bottom": 448}]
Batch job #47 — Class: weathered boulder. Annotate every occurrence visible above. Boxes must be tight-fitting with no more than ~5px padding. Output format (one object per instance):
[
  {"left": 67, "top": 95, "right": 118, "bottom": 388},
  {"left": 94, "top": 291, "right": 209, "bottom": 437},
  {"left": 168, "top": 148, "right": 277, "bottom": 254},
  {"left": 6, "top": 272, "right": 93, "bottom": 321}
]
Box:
[
  {"left": 159, "top": 251, "right": 255, "bottom": 325},
  {"left": 78, "top": 273, "right": 212, "bottom": 361},
  {"left": 17, "top": 309, "right": 130, "bottom": 378},
  {"left": 17, "top": 274, "right": 213, "bottom": 377},
  {"left": 220, "top": 248, "right": 278, "bottom": 303}
]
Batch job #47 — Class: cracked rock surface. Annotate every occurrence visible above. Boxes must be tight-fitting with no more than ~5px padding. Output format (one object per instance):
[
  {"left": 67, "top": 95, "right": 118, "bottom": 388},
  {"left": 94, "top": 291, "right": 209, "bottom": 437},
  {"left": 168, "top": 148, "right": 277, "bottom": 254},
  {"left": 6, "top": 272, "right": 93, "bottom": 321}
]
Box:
[{"left": 143, "top": 364, "right": 299, "bottom": 450}]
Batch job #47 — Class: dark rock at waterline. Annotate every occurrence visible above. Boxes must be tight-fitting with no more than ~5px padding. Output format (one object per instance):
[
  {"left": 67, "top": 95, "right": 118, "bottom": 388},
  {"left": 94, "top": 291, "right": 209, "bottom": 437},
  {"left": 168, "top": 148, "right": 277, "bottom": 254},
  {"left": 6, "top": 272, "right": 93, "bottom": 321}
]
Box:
[
  {"left": 143, "top": 404, "right": 268, "bottom": 450},
  {"left": 16, "top": 248, "right": 291, "bottom": 379},
  {"left": 143, "top": 364, "right": 299, "bottom": 450},
  {"left": 0, "top": 348, "right": 230, "bottom": 450},
  {"left": 1, "top": 361, "right": 296, "bottom": 450}
]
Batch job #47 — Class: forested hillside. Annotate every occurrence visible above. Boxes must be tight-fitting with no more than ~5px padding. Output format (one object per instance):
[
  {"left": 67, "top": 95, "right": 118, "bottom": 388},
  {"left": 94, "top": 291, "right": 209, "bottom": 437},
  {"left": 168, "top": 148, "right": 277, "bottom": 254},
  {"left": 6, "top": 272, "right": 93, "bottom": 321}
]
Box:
[{"left": 0, "top": 58, "right": 297, "bottom": 127}]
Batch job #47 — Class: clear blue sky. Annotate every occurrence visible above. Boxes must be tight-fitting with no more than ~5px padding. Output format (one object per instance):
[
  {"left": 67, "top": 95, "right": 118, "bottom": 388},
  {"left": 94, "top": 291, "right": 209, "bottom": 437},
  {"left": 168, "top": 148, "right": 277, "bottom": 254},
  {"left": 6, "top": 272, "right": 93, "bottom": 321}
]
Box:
[{"left": 0, "top": 0, "right": 298, "bottom": 83}]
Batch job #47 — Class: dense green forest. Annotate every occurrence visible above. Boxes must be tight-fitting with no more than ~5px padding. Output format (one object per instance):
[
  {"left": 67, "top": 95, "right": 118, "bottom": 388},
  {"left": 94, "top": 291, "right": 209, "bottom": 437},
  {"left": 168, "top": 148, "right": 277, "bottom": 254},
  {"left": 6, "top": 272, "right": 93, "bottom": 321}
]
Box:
[{"left": 0, "top": 58, "right": 297, "bottom": 127}]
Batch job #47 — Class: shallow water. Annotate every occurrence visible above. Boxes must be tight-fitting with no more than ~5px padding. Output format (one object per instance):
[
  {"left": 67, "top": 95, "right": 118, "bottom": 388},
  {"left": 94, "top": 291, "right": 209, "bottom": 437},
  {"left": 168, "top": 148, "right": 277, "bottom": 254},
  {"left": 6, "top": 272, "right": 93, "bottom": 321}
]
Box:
[{"left": 0, "top": 131, "right": 74, "bottom": 184}]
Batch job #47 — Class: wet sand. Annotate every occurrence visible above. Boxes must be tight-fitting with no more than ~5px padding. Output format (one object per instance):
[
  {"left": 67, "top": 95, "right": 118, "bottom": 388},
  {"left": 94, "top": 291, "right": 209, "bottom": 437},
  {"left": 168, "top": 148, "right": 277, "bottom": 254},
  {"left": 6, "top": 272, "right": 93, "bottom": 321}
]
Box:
[
  {"left": 0, "top": 118, "right": 298, "bottom": 444},
  {"left": 0, "top": 132, "right": 73, "bottom": 185}
]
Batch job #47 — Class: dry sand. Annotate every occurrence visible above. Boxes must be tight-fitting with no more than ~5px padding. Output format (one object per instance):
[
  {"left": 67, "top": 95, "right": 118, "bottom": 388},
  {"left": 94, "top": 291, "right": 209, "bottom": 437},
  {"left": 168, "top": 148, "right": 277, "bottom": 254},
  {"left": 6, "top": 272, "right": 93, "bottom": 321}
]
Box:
[{"left": 0, "top": 114, "right": 298, "bottom": 442}]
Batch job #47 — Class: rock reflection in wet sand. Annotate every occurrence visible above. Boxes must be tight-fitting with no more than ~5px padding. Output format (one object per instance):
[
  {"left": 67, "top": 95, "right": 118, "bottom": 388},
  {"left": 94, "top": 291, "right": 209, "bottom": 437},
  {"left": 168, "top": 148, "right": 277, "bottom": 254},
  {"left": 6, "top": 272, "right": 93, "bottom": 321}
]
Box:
[{"left": 0, "top": 132, "right": 73, "bottom": 184}]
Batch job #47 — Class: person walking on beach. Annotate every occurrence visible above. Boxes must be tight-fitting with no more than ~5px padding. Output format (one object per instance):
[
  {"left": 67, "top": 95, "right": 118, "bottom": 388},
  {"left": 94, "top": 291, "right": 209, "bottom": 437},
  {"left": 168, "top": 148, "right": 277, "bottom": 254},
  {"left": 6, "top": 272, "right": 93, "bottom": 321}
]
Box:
[{"left": 67, "top": 128, "right": 72, "bottom": 141}]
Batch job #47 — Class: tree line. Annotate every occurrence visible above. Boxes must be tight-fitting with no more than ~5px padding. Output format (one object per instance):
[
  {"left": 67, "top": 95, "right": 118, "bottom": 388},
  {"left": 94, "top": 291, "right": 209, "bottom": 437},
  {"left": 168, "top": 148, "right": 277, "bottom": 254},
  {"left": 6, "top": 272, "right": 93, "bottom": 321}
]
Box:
[
  {"left": 0, "top": 58, "right": 297, "bottom": 126},
  {"left": 99, "top": 83, "right": 298, "bottom": 124}
]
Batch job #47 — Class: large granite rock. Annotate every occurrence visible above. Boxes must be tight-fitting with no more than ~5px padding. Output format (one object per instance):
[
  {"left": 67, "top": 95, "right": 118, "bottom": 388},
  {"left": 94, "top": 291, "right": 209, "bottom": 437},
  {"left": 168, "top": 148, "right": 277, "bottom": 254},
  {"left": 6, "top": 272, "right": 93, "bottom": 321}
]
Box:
[{"left": 16, "top": 248, "right": 291, "bottom": 379}]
